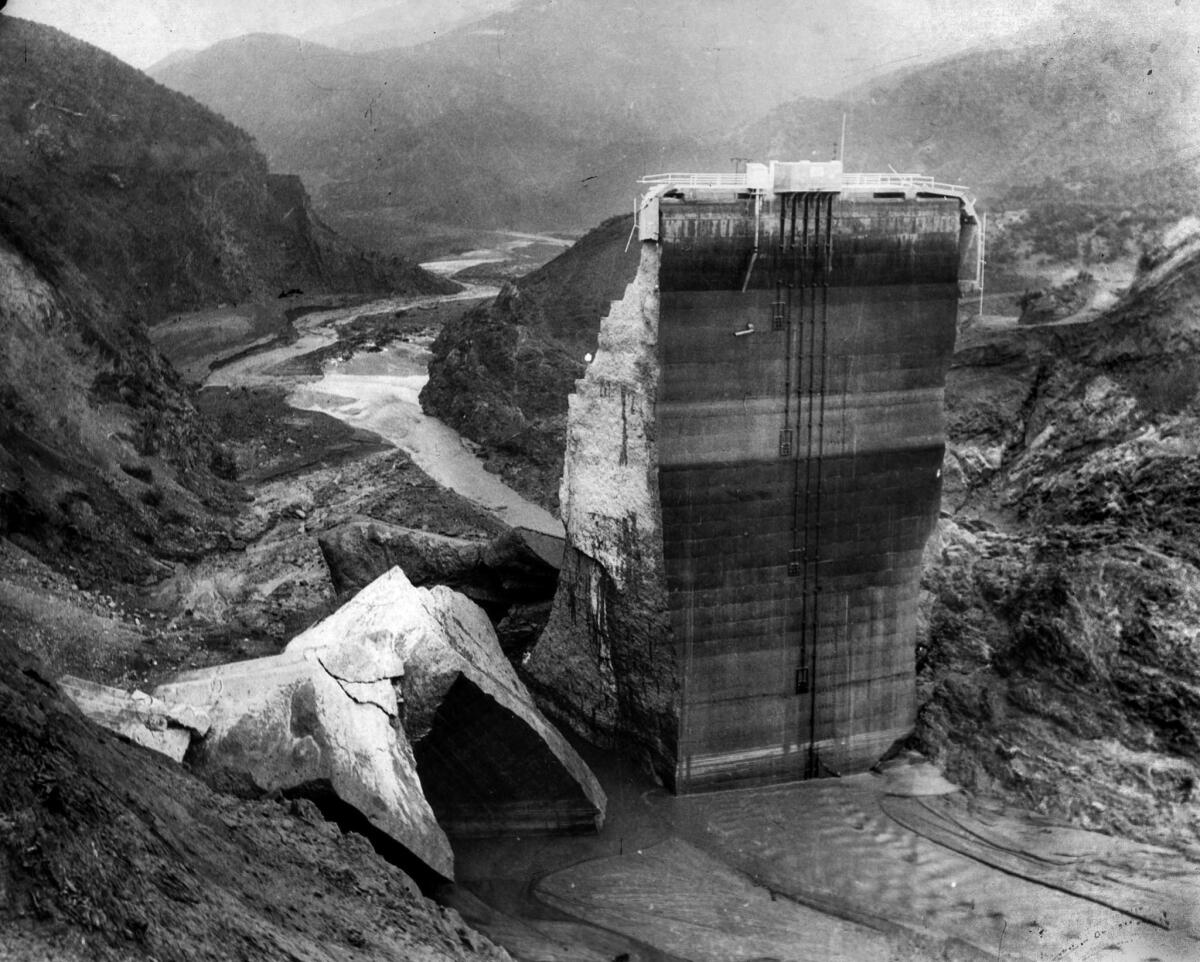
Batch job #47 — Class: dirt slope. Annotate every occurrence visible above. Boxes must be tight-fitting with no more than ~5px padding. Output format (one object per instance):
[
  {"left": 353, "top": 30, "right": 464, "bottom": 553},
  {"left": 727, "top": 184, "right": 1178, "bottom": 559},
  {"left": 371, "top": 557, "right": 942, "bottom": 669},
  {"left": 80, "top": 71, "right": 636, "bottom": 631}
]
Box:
[{"left": 0, "top": 645, "right": 511, "bottom": 962}]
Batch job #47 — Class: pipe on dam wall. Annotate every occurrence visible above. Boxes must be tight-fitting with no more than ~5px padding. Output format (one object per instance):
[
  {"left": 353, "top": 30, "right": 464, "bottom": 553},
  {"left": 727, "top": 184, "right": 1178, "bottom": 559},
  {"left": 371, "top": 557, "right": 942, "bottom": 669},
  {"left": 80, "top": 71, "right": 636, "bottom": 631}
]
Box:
[{"left": 526, "top": 192, "right": 964, "bottom": 793}]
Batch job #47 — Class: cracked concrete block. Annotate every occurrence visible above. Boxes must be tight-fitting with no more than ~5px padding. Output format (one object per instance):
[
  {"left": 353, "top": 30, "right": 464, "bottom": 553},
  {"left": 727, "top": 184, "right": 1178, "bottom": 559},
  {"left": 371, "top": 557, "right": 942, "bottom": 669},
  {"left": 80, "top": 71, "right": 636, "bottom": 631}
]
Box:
[
  {"left": 58, "top": 675, "right": 210, "bottom": 763},
  {"left": 291, "top": 567, "right": 607, "bottom": 837},
  {"left": 154, "top": 648, "right": 453, "bottom": 882},
  {"left": 151, "top": 564, "right": 604, "bottom": 876},
  {"left": 407, "top": 583, "right": 608, "bottom": 836}
]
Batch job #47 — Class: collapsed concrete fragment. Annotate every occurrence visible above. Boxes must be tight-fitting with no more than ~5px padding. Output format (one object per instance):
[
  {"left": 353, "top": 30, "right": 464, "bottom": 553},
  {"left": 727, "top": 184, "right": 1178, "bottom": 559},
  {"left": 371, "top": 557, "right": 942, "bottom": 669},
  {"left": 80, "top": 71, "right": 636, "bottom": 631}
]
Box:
[
  {"left": 408, "top": 583, "right": 607, "bottom": 836},
  {"left": 289, "top": 567, "right": 607, "bottom": 838},
  {"left": 153, "top": 646, "right": 454, "bottom": 882},
  {"left": 58, "top": 675, "right": 210, "bottom": 763},
  {"left": 148, "top": 566, "right": 603, "bottom": 882}
]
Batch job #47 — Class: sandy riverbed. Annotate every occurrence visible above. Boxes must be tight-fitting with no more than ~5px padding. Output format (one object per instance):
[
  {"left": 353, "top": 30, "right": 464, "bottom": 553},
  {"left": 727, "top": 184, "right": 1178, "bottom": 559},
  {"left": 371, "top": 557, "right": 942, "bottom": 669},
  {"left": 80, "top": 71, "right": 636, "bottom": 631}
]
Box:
[{"left": 450, "top": 750, "right": 1199, "bottom": 962}]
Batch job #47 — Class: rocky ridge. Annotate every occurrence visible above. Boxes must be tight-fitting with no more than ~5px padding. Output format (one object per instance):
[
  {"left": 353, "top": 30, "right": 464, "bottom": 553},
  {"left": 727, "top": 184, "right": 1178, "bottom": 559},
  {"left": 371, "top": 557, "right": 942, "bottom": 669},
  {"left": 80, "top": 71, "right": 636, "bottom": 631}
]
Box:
[
  {"left": 0, "top": 16, "right": 448, "bottom": 588},
  {"left": 420, "top": 214, "right": 640, "bottom": 510},
  {"left": 915, "top": 219, "right": 1200, "bottom": 851}
]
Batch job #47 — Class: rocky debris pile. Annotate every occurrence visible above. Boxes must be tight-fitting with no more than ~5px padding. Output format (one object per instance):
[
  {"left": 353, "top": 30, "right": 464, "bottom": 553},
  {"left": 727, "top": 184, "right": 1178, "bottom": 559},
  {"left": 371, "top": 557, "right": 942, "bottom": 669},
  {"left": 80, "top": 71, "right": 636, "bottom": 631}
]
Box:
[
  {"left": 0, "top": 645, "right": 512, "bottom": 962},
  {"left": 1017, "top": 270, "right": 1099, "bottom": 325},
  {"left": 70, "top": 567, "right": 606, "bottom": 882},
  {"left": 318, "top": 520, "right": 562, "bottom": 656},
  {"left": 916, "top": 220, "right": 1200, "bottom": 851}
]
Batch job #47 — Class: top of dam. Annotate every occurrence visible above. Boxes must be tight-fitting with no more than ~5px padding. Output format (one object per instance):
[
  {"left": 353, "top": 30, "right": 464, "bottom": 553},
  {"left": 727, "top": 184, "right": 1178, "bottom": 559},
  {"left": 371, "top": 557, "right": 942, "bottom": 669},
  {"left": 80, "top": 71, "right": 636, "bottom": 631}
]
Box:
[
  {"left": 638, "top": 159, "right": 972, "bottom": 203},
  {"left": 636, "top": 160, "right": 977, "bottom": 251}
]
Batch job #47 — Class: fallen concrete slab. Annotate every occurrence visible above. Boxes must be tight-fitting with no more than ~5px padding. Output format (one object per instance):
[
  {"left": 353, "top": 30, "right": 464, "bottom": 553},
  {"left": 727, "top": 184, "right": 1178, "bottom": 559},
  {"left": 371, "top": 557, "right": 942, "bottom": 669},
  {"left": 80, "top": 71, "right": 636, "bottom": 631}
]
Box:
[
  {"left": 153, "top": 648, "right": 454, "bottom": 882},
  {"left": 288, "top": 567, "right": 607, "bottom": 837},
  {"left": 58, "top": 675, "right": 210, "bottom": 763},
  {"left": 408, "top": 583, "right": 607, "bottom": 837}
]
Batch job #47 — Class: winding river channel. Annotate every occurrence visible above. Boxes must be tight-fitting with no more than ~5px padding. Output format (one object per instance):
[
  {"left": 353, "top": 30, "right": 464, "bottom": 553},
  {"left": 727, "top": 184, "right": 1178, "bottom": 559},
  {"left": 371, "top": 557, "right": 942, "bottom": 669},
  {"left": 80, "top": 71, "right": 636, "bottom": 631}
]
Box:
[{"left": 203, "top": 275, "right": 563, "bottom": 540}]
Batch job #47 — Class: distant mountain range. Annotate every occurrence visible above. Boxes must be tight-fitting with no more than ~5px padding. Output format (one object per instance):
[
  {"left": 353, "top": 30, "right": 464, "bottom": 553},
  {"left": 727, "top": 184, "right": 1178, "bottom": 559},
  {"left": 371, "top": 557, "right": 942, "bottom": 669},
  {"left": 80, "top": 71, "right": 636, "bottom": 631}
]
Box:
[
  {"left": 742, "top": 13, "right": 1200, "bottom": 201},
  {"left": 298, "top": 0, "right": 519, "bottom": 52},
  {"left": 145, "top": 0, "right": 1200, "bottom": 234}
]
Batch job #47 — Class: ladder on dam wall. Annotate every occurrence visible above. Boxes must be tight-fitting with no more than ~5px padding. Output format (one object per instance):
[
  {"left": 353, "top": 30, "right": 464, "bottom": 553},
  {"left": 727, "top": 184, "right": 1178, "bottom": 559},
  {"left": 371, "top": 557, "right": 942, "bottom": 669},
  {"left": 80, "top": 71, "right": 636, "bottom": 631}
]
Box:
[{"left": 771, "top": 191, "right": 842, "bottom": 779}]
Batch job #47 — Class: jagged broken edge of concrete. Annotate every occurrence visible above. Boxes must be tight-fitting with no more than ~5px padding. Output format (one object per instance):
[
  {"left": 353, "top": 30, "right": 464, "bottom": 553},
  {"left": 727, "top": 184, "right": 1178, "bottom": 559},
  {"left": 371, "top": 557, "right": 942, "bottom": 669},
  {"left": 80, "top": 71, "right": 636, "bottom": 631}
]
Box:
[
  {"left": 61, "top": 567, "right": 606, "bottom": 884},
  {"left": 57, "top": 675, "right": 211, "bottom": 763},
  {"left": 522, "top": 241, "right": 679, "bottom": 785}
]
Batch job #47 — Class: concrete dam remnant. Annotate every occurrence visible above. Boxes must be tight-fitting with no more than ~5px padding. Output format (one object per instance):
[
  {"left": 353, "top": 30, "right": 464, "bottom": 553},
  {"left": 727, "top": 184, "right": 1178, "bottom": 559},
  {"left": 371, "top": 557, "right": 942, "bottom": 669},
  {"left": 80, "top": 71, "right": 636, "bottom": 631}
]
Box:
[{"left": 525, "top": 160, "right": 978, "bottom": 793}]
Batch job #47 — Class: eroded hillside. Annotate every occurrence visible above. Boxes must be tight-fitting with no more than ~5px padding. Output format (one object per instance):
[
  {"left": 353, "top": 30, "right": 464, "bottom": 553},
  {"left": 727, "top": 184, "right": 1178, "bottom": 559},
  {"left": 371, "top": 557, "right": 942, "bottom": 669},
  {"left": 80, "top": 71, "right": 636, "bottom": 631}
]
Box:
[
  {"left": 0, "top": 643, "right": 511, "bottom": 962},
  {"left": 0, "top": 16, "right": 446, "bottom": 586},
  {"left": 420, "top": 215, "right": 640, "bottom": 509},
  {"left": 916, "top": 220, "right": 1200, "bottom": 851}
]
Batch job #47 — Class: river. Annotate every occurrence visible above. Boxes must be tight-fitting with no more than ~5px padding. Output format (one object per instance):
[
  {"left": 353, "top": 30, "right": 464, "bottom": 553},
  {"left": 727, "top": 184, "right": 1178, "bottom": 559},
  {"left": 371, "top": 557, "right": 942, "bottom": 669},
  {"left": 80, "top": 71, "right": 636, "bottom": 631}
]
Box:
[{"left": 202, "top": 260, "right": 564, "bottom": 540}]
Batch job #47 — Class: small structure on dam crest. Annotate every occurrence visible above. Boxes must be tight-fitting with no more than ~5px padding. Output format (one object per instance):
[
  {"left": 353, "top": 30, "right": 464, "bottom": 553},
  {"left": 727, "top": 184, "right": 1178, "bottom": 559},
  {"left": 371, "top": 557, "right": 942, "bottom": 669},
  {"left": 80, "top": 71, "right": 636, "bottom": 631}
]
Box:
[{"left": 525, "top": 161, "right": 979, "bottom": 792}]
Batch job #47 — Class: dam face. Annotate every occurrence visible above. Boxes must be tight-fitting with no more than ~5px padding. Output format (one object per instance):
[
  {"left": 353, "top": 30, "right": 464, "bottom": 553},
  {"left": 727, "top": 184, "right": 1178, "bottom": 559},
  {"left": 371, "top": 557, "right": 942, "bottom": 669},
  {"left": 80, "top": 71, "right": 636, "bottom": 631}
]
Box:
[
  {"left": 657, "top": 190, "right": 961, "bottom": 791},
  {"left": 526, "top": 165, "right": 972, "bottom": 794}
]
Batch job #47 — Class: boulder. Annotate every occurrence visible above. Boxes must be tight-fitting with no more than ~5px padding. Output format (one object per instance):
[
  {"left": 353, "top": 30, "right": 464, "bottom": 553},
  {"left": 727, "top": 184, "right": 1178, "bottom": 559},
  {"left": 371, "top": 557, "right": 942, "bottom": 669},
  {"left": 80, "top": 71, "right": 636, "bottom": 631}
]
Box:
[
  {"left": 58, "top": 675, "right": 210, "bottom": 763},
  {"left": 318, "top": 520, "right": 563, "bottom": 656},
  {"left": 289, "top": 567, "right": 607, "bottom": 837},
  {"left": 154, "top": 647, "right": 454, "bottom": 882},
  {"left": 318, "top": 520, "right": 561, "bottom": 606}
]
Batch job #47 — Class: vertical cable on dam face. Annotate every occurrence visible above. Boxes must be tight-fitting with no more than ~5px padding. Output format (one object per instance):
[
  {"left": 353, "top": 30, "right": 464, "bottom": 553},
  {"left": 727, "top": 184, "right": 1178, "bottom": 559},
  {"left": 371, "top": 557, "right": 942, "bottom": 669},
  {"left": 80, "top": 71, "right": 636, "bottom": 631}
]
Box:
[{"left": 654, "top": 167, "right": 967, "bottom": 792}]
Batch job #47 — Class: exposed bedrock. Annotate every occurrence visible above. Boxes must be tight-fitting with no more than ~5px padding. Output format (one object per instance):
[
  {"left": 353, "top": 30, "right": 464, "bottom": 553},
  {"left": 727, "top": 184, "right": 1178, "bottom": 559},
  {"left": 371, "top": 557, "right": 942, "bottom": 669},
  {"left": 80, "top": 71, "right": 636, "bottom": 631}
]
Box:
[
  {"left": 154, "top": 567, "right": 604, "bottom": 878},
  {"left": 523, "top": 244, "right": 679, "bottom": 786}
]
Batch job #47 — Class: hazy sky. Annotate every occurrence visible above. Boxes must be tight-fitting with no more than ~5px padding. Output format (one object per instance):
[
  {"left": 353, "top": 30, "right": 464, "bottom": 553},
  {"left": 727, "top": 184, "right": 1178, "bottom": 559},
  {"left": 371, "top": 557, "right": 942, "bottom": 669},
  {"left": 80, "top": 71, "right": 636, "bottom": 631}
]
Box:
[
  {"left": 2, "top": 0, "right": 1184, "bottom": 71},
  {"left": 3, "top": 0, "right": 452, "bottom": 66}
]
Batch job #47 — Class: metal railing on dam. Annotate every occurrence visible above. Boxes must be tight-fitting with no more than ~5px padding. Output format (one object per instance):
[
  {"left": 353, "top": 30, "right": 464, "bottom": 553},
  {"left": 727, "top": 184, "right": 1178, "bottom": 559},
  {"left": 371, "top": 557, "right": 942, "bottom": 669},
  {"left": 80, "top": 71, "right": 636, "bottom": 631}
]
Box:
[{"left": 638, "top": 168, "right": 972, "bottom": 199}]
